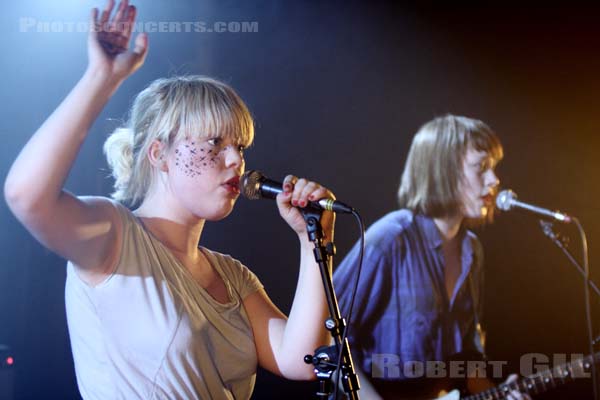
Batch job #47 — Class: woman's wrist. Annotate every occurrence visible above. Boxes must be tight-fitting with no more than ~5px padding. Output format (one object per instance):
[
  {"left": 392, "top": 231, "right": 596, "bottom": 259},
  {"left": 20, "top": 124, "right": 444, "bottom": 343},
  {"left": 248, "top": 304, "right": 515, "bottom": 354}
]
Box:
[{"left": 83, "top": 64, "right": 125, "bottom": 93}]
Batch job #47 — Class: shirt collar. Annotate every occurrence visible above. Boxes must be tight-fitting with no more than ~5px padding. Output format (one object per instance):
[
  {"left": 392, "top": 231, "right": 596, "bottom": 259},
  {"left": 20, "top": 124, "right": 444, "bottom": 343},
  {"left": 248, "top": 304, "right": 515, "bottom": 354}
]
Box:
[
  {"left": 415, "top": 214, "right": 444, "bottom": 249},
  {"left": 415, "top": 214, "right": 471, "bottom": 254}
]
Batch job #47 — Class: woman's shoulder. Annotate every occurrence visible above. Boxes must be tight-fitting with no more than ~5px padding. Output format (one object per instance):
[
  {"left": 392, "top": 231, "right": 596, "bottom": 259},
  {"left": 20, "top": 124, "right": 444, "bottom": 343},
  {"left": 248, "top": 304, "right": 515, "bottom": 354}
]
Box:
[
  {"left": 66, "top": 196, "right": 131, "bottom": 286},
  {"left": 201, "top": 247, "right": 263, "bottom": 298},
  {"left": 77, "top": 195, "right": 133, "bottom": 222},
  {"left": 367, "top": 209, "right": 416, "bottom": 242},
  {"left": 201, "top": 248, "right": 246, "bottom": 277}
]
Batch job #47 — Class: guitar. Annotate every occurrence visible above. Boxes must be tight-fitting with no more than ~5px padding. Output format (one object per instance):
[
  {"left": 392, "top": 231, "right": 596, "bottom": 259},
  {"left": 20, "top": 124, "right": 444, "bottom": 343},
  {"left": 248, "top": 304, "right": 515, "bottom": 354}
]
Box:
[{"left": 437, "top": 352, "right": 599, "bottom": 400}]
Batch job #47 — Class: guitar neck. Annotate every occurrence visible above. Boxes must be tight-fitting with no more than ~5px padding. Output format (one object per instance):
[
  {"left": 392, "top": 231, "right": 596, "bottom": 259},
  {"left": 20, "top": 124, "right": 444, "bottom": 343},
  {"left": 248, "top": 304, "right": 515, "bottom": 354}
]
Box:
[{"left": 462, "top": 353, "right": 599, "bottom": 400}]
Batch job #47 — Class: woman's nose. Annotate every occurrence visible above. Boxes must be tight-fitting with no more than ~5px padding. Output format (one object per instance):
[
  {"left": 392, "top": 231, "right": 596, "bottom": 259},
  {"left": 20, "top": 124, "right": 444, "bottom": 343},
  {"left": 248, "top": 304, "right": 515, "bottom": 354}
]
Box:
[
  {"left": 224, "top": 146, "right": 244, "bottom": 169},
  {"left": 485, "top": 169, "right": 499, "bottom": 188}
]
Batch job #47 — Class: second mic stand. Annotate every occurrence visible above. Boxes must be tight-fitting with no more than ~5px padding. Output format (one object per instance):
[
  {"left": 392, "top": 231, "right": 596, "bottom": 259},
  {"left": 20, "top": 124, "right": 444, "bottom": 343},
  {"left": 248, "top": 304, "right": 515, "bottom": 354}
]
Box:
[
  {"left": 540, "top": 219, "right": 599, "bottom": 400},
  {"left": 539, "top": 220, "right": 600, "bottom": 299},
  {"left": 300, "top": 206, "right": 360, "bottom": 400}
]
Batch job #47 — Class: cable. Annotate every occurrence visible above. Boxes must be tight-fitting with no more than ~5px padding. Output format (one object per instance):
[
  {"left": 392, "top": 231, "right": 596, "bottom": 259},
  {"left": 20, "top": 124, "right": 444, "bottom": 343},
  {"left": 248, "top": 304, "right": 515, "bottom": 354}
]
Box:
[
  {"left": 333, "top": 209, "right": 365, "bottom": 400},
  {"left": 573, "top": 217, "right": 598, "bottom": 400}
]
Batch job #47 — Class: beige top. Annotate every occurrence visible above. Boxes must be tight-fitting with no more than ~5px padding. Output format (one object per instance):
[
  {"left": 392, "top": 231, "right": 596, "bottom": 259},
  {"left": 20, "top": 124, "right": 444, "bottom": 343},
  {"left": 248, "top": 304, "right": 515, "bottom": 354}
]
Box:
[{"left": 65, "top": 201, "right": 263, "bottom": 399}]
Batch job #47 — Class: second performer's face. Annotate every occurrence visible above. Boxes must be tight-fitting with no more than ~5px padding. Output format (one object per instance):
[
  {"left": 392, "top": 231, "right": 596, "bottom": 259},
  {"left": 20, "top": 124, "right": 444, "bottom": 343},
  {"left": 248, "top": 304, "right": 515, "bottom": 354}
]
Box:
[
  {"left": 459, "top": 147, "right": 500, "bottom": 219},
  {"left": 165, "top": 135, "right": 246, "bottom": 221}
]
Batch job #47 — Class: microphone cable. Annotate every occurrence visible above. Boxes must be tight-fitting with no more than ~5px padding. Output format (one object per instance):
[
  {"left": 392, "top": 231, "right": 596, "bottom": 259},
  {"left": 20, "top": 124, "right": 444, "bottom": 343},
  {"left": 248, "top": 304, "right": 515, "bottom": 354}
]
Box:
[{"left": 333, "top": 209, "right": 365, "bottom": 400}]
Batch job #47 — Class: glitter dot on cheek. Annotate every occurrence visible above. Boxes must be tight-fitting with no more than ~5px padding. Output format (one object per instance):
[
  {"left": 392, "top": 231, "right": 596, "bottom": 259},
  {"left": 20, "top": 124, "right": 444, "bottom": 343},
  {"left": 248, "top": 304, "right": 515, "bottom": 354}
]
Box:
[
  {"left": 208, "top": 153, "right": 223, "bottom": 168},
  {"left": 185, "top": 142, "right": 217, "bottom": 174},
  {"left": 171, "top": 143, "right": 199, "bottom": 177},
  {"left": 204, "top": 146, "right": 229, "bottom": 169}
]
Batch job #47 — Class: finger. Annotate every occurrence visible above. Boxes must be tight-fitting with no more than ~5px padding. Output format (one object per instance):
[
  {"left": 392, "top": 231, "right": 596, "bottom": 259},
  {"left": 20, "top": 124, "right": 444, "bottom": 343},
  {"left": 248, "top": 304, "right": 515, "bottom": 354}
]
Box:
[
  {"left": 509, "top": 390, "right": 523, "bottom": 400},
  {"left": 90, "top": 7, "right": 99, "bottom": 25},
  {"left": 110, "top": 0, "right": 128, "bottom": 31},
  {"left": 99, "top": 0, "right": 115, "bottom": 29},
  {"left": 297, "top": 181, "right": 320, "bottom": 207},
  {"left": 132, "top": 32, "right": 149, "bottom": 58},
  {"left": 307, "top": 186, "right": 329, "bottom": 202},
  {"left": 123, "top": 2, "right": 133, "bottom": 19},
  {"left": 291, "top": 178, "right": 308, "bottom": 206},
  {"left": 122, "top": 5, "right": 136, "bottom": 38},
  {"left": 282, "top": 175, "right": 298, "bottom": 193},
  {"left": 275, "top": 184, "right": 295, "bottom": 216},
  {"left": 275, "top": 188, "right": 292, "bottom": 205},
  {"left": 89, "top": 8, "right": 99, "bottom": 39}
]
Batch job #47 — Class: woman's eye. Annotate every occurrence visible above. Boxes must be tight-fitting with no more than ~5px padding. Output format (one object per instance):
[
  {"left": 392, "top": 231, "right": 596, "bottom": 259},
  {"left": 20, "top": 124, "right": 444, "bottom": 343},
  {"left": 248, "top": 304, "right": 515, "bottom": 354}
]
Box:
[{"left": 207, "top": 137, "right": 221, "bottom": 146}]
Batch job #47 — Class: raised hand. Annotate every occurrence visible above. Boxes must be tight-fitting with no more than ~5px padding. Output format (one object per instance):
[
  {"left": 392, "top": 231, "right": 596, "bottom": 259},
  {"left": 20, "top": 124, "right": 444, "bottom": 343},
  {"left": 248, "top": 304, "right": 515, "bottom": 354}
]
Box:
[{"left": 88, "top": 0, "right": 148, "bottom": 81}]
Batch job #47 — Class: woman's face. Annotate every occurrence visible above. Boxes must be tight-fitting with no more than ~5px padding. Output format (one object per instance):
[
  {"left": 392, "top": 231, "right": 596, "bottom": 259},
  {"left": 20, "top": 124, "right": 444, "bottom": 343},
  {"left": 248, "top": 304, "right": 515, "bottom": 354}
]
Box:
[
  {"left": 459, "top": 147, "right": 500, "bottom": 220},
  {"left": 165, "top": 135, "right": 246, "bottom": 221}
]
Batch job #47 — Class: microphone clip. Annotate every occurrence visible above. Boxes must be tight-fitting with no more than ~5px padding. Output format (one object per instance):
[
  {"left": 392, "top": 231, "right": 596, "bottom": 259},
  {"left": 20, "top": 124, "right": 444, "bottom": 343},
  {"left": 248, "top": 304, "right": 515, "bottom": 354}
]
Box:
[{"left": 539, "top": 220, "right": 569, "bottom": 248}]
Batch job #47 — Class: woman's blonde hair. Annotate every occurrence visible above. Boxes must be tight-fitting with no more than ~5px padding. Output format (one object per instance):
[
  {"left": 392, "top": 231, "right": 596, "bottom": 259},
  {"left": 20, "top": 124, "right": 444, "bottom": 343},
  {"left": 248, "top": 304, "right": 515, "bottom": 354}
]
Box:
[
  {"left": 103, "top": 75, "right": 254, "bottom": 206},
  {"left": 397, "top": 114, "right": 503, "bottom": 219}
]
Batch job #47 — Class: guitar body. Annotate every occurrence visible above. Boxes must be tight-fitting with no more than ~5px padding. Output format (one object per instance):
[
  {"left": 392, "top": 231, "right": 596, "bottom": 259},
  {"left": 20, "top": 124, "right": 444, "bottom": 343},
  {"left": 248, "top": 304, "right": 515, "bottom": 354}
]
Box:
[
  {"left": 436, "top": 390, "right": 461, "bottom": 400},
  {"left": 435, "top": 351, "right": 598, "bottom": 400},
  {"left": 369, "top": 377, "right": 466, "bottom": 400}
]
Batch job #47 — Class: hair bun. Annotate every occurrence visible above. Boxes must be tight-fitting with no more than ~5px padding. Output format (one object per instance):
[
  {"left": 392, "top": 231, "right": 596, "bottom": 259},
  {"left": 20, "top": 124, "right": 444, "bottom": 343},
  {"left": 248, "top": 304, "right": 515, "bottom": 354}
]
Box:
[{"left": 103, "top": 127, "right": 134, "bottom": 202}]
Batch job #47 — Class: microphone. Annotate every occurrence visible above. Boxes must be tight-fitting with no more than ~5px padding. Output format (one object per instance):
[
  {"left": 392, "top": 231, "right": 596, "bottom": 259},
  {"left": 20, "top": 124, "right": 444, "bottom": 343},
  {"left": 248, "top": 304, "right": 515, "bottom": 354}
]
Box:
[
  {"left": 495, "top": 189, "right": 571, "bottom": 223},
  {"left": 239, "top": 170, "right": 354, "bottom": 214}
]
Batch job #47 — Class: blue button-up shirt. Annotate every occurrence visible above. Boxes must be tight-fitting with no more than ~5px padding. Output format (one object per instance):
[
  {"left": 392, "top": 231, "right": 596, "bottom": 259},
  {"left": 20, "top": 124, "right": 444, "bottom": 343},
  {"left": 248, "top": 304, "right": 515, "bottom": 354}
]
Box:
[{"left": 333, "top": 210, "right": 484, "bottom": 387}]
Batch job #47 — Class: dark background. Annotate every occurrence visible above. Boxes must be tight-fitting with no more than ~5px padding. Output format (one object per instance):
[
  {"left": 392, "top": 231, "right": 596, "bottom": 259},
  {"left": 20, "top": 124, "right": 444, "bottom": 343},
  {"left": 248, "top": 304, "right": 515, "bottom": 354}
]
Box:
[{"left": 1, "top": 1, "right": 599, "bottom": 399}]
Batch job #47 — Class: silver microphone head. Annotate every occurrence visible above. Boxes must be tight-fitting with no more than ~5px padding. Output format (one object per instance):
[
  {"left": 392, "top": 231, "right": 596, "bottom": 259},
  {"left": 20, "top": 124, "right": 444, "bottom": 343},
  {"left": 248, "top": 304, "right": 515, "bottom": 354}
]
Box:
[
  {"left": 495, "top": 189, "right": 516, "bottom": 211},
  {"left": 239, "top": 170, "right": 263, "bottom": 200}
]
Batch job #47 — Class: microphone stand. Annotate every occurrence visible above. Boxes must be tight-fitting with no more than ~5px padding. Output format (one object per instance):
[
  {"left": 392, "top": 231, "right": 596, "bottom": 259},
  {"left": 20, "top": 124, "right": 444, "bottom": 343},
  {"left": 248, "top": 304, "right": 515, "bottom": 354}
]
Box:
[
  {"left": 300, "top": 206, "right": 360, "bottom": 400},
  {"left": 539, "top": 221, "right": 600, "bottom": 298},
  {"left": 539, "top": 220, "right": 599, "bottom": 400}
]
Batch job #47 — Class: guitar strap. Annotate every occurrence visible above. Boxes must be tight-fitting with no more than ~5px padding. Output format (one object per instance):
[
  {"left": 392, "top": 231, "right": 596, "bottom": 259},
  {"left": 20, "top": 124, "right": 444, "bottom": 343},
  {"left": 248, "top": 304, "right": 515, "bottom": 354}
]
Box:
[{"left": 468, "top": 273, "right": 486, "bottom": 358}]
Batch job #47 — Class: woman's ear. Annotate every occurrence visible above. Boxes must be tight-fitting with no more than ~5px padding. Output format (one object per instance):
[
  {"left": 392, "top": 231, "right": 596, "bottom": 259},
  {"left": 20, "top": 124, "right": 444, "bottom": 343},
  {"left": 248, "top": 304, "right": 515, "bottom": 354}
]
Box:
[{"left": 148, "top": 140, "right": 169, "bottom": 172}]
